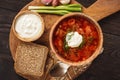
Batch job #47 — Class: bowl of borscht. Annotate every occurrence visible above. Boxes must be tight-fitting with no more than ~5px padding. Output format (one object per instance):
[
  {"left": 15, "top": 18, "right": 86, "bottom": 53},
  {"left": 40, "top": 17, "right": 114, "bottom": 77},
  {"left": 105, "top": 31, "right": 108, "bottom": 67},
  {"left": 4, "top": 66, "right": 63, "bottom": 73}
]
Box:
[{"left": 50, "top": 13, "right": 103, "bottom": 66}]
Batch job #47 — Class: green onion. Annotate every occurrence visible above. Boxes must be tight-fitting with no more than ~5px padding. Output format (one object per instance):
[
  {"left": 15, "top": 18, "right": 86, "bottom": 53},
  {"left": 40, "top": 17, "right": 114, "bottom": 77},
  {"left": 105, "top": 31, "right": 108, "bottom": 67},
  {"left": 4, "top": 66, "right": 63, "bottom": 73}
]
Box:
[
  {"left": 31, "top": 10, "right": 71, "bottom": 15},
  {"left": 28, "top": 4, "right": 82, "bottom": 15}
]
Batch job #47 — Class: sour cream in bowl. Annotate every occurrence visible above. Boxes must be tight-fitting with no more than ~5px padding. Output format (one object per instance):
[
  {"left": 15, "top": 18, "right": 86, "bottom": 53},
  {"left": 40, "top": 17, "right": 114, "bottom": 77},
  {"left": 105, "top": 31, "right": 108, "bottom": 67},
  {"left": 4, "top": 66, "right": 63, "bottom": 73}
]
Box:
[{"left": 12, "top": 11, "right": 44, "bottom": 42}]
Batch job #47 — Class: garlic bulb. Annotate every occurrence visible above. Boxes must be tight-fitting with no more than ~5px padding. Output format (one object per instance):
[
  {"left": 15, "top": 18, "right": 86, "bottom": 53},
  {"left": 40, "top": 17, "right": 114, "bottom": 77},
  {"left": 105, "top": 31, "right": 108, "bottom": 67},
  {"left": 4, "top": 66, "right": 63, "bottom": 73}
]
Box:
[
  {"left": 59, "top": 0, "right": 71, "bottom": 5},
  {"left": 41, "top": 0, "right": 53, "bottom": 5}
]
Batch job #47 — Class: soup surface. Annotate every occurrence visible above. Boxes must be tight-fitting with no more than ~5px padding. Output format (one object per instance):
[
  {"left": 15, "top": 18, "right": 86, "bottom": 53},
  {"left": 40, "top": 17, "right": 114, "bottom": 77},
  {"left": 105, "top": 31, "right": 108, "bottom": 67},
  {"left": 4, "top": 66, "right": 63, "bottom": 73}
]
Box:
[{"left": 53, "top": 16, "right": 99, "bottom": 62}]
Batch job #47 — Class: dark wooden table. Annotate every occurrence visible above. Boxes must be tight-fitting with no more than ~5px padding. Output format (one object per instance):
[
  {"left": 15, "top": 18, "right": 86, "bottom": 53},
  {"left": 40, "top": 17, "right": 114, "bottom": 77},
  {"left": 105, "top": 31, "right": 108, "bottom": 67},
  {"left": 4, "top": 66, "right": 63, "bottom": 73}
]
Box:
[{"left": 0, "top": 0, "right": 120, "bottom": 80}]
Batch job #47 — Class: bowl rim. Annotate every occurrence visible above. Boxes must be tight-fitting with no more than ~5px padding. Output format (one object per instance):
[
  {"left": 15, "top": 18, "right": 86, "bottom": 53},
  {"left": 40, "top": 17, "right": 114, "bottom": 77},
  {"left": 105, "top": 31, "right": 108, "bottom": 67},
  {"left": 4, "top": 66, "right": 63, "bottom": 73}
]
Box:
[
  {"left": 12, "top": 10, "right": 45, "bottom": 42},
  {"left": 49, "top": 12, "right": 103, "bottom": 66}
]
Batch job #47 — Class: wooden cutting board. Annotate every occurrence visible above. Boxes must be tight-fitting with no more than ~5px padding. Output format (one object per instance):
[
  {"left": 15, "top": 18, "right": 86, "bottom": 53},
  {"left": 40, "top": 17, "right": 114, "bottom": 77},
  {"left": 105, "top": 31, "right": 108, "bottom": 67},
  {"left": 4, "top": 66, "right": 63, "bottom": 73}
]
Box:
[{"left": 9, "top": 0, "right": 120, "bottom": 80}]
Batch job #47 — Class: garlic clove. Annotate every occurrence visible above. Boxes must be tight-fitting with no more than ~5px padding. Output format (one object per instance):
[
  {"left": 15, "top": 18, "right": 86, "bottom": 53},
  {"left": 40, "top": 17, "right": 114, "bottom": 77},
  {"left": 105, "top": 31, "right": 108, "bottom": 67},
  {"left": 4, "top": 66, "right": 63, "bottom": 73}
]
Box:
[
  {"left": 59, "top": 0, "right": 71, "bottom": 5},
  {"left": 41, "top": 0, "right": 53, "bottom": 5}
]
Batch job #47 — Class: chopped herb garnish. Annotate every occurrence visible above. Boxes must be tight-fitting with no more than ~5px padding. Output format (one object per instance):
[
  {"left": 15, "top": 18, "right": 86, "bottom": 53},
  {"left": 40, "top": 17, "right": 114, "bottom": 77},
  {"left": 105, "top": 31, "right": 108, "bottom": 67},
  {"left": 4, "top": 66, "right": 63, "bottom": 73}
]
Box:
[
  {"left": 64, "top": 38, "right": 69, "bottom": 51},
  {"left": 79, "top": 37, "right": 86, "bottom": 48},
  {"left": 88, "top": 36, "right": 94, "bottom": 44},
  {"left": 64, "top": 32, "right": 74, "bottom": 51}
]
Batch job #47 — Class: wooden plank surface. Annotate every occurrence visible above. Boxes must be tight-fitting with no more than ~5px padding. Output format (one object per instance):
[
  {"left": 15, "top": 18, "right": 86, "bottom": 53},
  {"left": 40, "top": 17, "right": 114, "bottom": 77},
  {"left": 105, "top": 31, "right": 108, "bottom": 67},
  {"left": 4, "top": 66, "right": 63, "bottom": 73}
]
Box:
[
  {"left": 0, "top": 0, "right": 120, "bottom": 80},
  {"left": 83, "top": 0, "right": 120, "bottom": 21}
]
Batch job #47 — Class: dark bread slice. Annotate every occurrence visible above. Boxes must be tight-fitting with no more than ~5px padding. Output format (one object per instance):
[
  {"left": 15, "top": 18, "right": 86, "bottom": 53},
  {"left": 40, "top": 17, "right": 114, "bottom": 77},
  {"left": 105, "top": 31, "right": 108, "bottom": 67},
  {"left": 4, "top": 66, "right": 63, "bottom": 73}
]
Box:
[
  {"left": 28, "top": 56, "right": 54, "bottom": 80},
  {"left": 14, "top": 42, "right": 48, "bottom": 79}
]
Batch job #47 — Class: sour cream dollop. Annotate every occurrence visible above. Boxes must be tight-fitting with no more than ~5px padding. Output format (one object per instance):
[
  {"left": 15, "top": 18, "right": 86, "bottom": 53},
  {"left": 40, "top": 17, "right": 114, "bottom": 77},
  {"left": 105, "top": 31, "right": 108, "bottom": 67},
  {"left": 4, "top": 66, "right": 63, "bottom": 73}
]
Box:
[
  {"left": 66, "top": 32, "right": 83, "bottom": 48},
  {"left": 15, "top": 13, "right": 43, "bottom": 39}
]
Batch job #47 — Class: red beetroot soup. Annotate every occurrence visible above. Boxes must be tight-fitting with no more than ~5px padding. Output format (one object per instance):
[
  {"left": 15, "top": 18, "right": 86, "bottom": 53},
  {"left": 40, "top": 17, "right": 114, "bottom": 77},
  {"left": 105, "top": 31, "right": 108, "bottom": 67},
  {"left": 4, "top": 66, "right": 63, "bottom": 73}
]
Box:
[{"left": 53, "top": 16, "right": 99, "bottom": 62}]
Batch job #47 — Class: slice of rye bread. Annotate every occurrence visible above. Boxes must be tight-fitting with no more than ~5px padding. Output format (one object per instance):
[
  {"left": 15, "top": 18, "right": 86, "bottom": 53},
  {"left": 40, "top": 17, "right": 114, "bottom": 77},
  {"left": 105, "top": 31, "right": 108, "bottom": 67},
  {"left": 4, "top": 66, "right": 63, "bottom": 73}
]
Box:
[
  {"left": 14, "top": 42, "right": 48, "bottom": 79},
  {"left": 28, "top": 57, "right": 54, "bottom": 80}
]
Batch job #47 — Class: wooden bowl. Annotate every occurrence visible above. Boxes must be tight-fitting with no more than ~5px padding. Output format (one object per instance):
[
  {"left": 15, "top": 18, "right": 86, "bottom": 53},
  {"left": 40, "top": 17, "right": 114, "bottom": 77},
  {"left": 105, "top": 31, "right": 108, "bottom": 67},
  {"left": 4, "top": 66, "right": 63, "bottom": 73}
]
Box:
[
  {"left": 50, "top": 13, "right": 103, "bottom": 66},
  {"left": 12, "top": 11, "right": 44, "bottom": 42}
]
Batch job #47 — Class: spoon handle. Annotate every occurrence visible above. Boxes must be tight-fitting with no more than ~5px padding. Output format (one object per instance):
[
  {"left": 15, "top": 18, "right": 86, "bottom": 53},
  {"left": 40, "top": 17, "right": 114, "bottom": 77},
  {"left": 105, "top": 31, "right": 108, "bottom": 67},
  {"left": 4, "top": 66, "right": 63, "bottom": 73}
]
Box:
[{"left": 83, "top": 0, "right": 120, "bottom": 21}]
